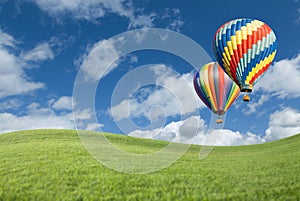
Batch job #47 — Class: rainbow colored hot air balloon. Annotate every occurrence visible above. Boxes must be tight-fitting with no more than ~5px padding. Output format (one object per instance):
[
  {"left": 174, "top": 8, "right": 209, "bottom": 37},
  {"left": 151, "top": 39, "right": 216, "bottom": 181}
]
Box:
[
  {"left": 213, "top": 18, "right": 277, "bottom": 101},
  {"left": 193, "top": 62, "right": 240, "bottom": 123}
]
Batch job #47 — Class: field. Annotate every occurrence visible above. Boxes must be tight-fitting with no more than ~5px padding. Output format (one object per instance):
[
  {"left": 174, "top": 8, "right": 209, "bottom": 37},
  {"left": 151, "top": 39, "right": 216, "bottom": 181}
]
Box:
[{"left": 0, "top": 129, "right": 299, "bottom": 200}]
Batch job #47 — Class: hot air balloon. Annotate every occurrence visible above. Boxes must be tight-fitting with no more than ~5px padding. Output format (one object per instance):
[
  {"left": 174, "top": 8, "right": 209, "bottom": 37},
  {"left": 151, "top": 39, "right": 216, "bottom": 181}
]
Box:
[
  {"left": 213, "top": 18, "right": 277, "bottom": 101},
  {"left": 193, "top": 62, "right": 240, "bottom": 123}
]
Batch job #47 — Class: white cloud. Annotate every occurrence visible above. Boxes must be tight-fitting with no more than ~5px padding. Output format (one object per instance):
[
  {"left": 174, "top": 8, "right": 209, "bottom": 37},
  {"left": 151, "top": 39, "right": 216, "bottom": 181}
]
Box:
[
  {"left": 295, "top": 6, "right": 300, "bottom": 22},
  {"left": 161, "top": 8, "right": 184, "bottom": 32},
  {"left": 129, "top": 55, "right": 138, "bottom": 63},
  {"left": 154, "top": 65, "right": 204, "bottom": 114},
  {"left": 128, "top": 12, "right": 156, "bottom": 29},
  {"left": 21, "top": 43, "right": 54, "bottom": 62},
  {"left": 109, "top": 64, "right": 204, "bottom": 122},
  {"left": 0, "top": 97, "right": 97, "bottom": 134},
  {"left": 265, "top": 107, "right": 300, "bottom": 141},
  {"left": 0, "top": 99, "right": 22, "bottom": 111},
  {"left": 0, "top": 30, "right": 16, "bottom": 48},
  {"left": 129, "top": 116, "right": 205, "bottom": 144},
  {"left": 50, "top": 96, "right": 73, "bottom": 110},
  {"left": 298, "top": 12, "right": 300, "bottom": 24},
  {"left": 129, "top": 115, "right": 265, "bottom": 146},
  {"left": 0, "top": 113, "right": 73, "bottom": 133},
  {"left": 0, "top": 30, "right": 64, "bottom": 98},
  {"left": 80, "top": 38, "right": 121, "bottom": 82},
  {"left": 72, "top": 108, "right": 93, "bottom": 121},
  {"left": 86, "top": 123, "right": 104, "bottom": 131},
  {"left": 34, "top": 0, "right": 101, "bottom": 20},
  {"left": 256, "top": 54, "right": 300, "bottom": 98},
  {"left": 0, "top": 47, "right": 44, "bottom": 98},
  {"left": 0, "top": 103, "right": 74, "bottom": 134},
  {"left": 242, "top": 95, "right": 269, "bottom": 115},
  {"left": 196, "top": 130, "right": 265, "bottom": 146},
  {"left": 27, "top": 102, "right": 55, "bottom": 116},
  {"left": 30, "top": 0, "right": 155, "bottom": 29},
  {"left": 29, "top": 1, "right": 185, "bottom": 30},
  {"left": 109, "top": 99, "right": 130, "bottom": 121}
]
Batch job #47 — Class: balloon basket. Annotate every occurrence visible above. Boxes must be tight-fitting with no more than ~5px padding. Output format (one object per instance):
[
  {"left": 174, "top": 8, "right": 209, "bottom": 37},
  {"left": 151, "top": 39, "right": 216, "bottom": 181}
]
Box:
[
  {"left": 216, "top": 119, "right": 224, "bottom": 124},
  {"left": 243, "top": 94, "right": 250, "bottom": 102}
]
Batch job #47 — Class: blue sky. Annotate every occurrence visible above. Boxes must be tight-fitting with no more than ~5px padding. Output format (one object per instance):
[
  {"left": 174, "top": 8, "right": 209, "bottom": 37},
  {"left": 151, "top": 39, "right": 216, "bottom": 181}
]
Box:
[{"left": 0, "top": 0, "right": 300, "bottom": 145}]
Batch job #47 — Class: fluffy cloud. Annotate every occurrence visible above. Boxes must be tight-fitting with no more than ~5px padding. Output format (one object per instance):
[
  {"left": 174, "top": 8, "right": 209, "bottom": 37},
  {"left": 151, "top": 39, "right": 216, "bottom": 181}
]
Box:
[
  {"left": 129, "top": 115, "right": 266, "bottom": 146},
  {"left": 0, "top": 102, "right": 74, "bottom": 134},
  {"left": 128, "top": 116, "right": 206, "bottom": 144},
  {"left": 256, "top": 54, "right": 300, "bottom": 98},
  {"left": 0, "top": 97, "right": 100, "bottom": 134},
  {"left": 195, "top": 130, "right": 265, "bottom": 146},
  {"left": 235, "top": 54, "right": 300, "bottom": 117},
  {"left": 128, "top": 12, "right": 156, "bottom": 29},
  {"left": 111, "top": 87, "right": 182, "bottom": 121},
  {"left": 30, "top": 0, "right": 156, "bottom": 29},
  {"left": 0, "top": 46, "right": 44, "bottom": 98},
  {"left": 29, "top": 0, "right": 184, "bottom": 30},
  {"left": 109, "top": 64, "right": 204, "bottom": 122},
  {"left": 161, "top": 9, "right": 184, "bottom": 32},
  {"left": 154, "top": 65, "right": 202, "bottom": 115},
  {"left": 50, "top": 96, "right": 73, "bottom": 110},
  {"left": 0, "top": 112, "right": 73, "bottom": 134},
  {"left": 295, "top": 6, "right": 300, "bottom": 22},
  {"left": 78, "top": 29, "right": 160, "bottom": 81},
  {"left": 0, "top": 99, "right": 22, "bottom": 111},
  {"left": 21, "top": 43, "right": 54, "bottom": 62},
  {"left": 30, "top": 0, "right": 129, "bottom": 20},
  {"left": 242, "top": 95, "right": 269, "bottom": 115},
  {"left": 0, "top": 30, "right": 64, "bottom": 98},
  {"left": 86, "top": 123, "right": 104, "bottom": 131},
  {"left": 265, "top": 107, "right": 300, "bottom": 141},
  {"left": 0, "top": 30, "right": 16, "bottom": 48},
  {"left": 80, "top": 38, "right": 121, "bottom": 82},
  {"left": 72, "top": 108, "right": 93, "bottom": 121}
]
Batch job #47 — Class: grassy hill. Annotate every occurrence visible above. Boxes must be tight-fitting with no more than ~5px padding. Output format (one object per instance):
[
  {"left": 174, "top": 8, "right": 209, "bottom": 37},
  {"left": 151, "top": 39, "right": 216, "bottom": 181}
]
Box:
[{"left": 0, "top": 129, "right": 299, "bottom": 200}]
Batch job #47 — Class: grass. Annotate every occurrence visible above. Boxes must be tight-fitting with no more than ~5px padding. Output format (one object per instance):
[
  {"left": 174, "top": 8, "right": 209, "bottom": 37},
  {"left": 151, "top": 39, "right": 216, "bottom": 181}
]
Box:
[{"left": 0, "top": 129, "right": 299, "bottom": 200}]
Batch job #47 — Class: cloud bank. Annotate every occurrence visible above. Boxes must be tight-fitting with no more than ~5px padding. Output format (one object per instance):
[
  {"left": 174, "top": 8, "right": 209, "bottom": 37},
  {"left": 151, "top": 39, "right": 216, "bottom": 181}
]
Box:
[
  {"left": 257, "top": 54, "right": 300, "bottom": 98},
  {"left": 0, "top": 96, "right": 96, "bottom": 134},
  {"left": 265, "top": 107, "right": 300, "bottom": 141},
  {"left": 0, "top": 30, "right": 46, "bottom": 98},
  {"left": 108, "top": 64, "right": 204, "bottom": 122},
  {"left": 128, "top": 116, "right": 266, "bottom": 146},
  {"left": 29, "top": 0, "right": 184, "bottom": 30}
]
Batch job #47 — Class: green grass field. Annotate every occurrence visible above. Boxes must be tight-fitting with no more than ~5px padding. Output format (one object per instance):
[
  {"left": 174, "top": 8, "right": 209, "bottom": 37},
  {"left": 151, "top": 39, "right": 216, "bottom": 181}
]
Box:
[{"left": 0, "top": 129, "right": 299, "bottom": 200}]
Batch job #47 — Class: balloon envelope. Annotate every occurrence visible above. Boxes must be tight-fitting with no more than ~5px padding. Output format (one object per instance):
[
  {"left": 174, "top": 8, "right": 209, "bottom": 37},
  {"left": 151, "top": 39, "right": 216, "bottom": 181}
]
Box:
[
  {"left": 193, "top": 62, "right": 240, "bottom": 118},
  {"left": 213, "top": 18, "right": 277, "bottom": 92}
]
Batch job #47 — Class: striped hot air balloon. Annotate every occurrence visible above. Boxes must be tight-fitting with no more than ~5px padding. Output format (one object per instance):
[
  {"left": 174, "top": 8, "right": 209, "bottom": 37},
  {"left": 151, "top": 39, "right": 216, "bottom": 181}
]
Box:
[
  {"left": 193, "top": 62, "right": 240, "bottom": 123},
  {"left": 213, "top": 18, "right": 277, "bottom": 101}
]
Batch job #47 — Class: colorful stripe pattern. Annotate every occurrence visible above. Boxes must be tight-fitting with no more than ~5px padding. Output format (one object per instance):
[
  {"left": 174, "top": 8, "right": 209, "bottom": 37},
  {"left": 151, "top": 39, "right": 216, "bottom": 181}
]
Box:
[
  {"left": 213, "top": 18, "right": 277, "bottom": 92},
  {"left": 193, "top": 62, "right": 240, "bottom": 115}
]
